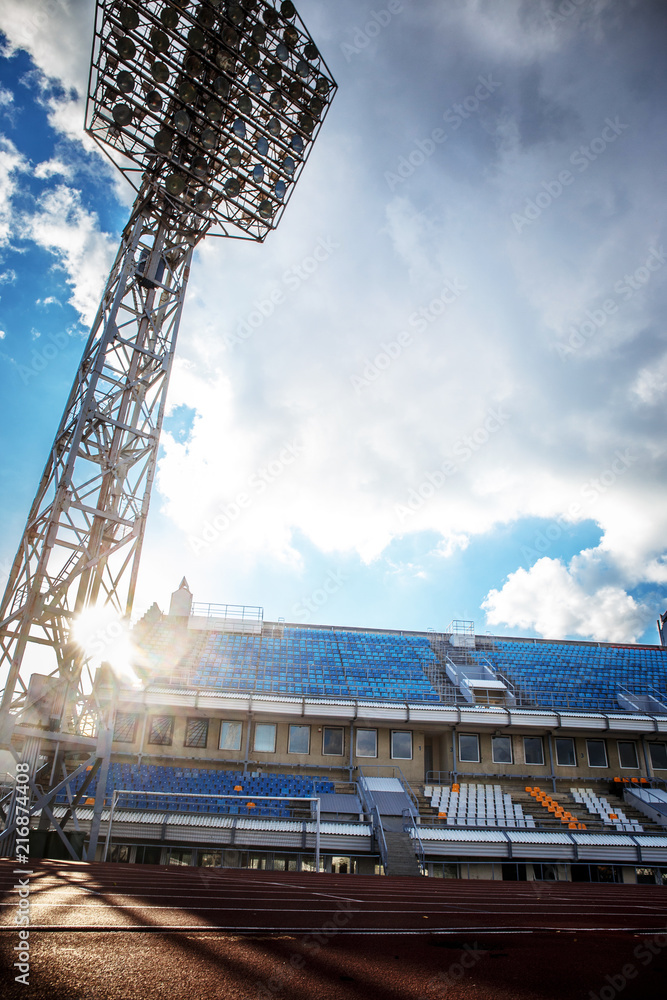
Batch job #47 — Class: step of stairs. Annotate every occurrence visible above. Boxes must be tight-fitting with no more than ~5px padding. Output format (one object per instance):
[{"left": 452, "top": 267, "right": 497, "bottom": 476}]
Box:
[{"left": 383, "top": 830, "right": 421, "bottom": 876}]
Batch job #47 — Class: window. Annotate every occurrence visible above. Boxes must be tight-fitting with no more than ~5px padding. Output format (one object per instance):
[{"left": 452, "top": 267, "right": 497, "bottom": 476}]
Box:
[
  {"left": 322, "top": 727, "right": 344, "bottom": 756},
  {"left": 254, "top": 723, "right": 276, "bottom": 753},
  {"left": 636, "top": 867, "right": 660, "bottom": 885},
  {"left": 587, "top": 740, "right": 608, "bottom": 768},
  {"left": 109, "top": 845, "right": 131, "bottom": 863},
  {"left": 649, "top": 743, "right": 667, "bottom": 770},
  {"left": 533, "top": 863, "right": 559, "bottom": 881},
  {"left": 492, "top": 736, "right": 512, "bottom": 764},
  {"left": 148, "top": 715, "right": 173, "bottom": 746},
  {"left": 219, "top": 721, "right": 242, "bottom": 751},
  {"left": 555, "top": 737, "right": 576, "bottom": 766},
  {"left": 169, "top": 849, "right": 193, "bottom": 866},
  {"left": 356, "top": 729, "right": 377, "bottom": 758},
  {"left": 618, "top": 741, "right": 639, "bottom": 769},
  {"left": 524, "top": 737, "right": 545, "bottom": 766},
  {"left": 288, "top": 725, "right": 310, "bottom": 754},
  {"left": 113, "top": 711, "right": 137, "bottom": 743},
  {"left": 391, "top": 731, "right": 413, "bottom": 760},
  {"left": 458, "top": 733, "right": 480, "bottom": 763},
  {"left": 184, "top": 718, "right": 208, "bottom": 748},
  {"left": 199, "top": 851, "right": 222, "bottom": 868}
]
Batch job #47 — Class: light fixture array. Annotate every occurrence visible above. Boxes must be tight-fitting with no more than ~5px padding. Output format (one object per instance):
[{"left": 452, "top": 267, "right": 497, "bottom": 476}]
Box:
[{"left": 86, "top": 0, "right": 337, "bottom": 241}]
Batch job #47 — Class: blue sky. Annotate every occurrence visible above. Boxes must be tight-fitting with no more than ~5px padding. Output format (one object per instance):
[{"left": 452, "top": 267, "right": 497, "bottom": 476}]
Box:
[{"left": 1, "top": 0, "right": 666, "bottom": 644}]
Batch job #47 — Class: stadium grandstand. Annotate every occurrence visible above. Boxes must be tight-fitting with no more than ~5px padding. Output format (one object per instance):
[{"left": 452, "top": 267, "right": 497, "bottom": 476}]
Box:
[{"left": 9, "top": 579, "right": 667, "bottom": 885}]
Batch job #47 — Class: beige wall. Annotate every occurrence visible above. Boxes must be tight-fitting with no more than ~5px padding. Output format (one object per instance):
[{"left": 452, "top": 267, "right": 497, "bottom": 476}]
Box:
[{"left": 110, "top": 707, "right": 656, "bottom": 786}]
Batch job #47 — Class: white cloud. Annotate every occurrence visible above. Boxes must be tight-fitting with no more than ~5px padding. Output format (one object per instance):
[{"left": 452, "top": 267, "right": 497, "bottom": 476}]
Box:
[
  {"left": 0, "top": 135, "right": 27, "bottom": 246},
  {"left": 482, "top": 556, "right": 650, "bottom": 643},
  {"left": 2, "top": 0, "right": 666, "bottom": 638},
  {"left": 0, "top": 0, "right": 92, "bottom": 98},
  {"left": 631, "top": 353, "right": 667, "bottom": 407},
  {"left": 0, "top": 329, "right": 5, "bottom": 339},
  {"left": 21, "top": 183, "right": 115, "bottom": 326},
  {"left": 34, "top": 158, "right": 72, "bottom": 180},
  {"left": 433, "top": 534, "right": 470, "bottom": 559}
]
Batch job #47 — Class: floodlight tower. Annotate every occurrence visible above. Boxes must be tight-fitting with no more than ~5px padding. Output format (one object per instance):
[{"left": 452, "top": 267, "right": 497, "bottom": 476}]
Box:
[{"left": 0, "top": 0, "right": 335, "bottom": 859}]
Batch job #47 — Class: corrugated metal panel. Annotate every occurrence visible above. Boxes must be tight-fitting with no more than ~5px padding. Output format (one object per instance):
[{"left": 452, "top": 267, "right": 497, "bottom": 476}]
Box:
[
  {"left": 557, "top": 715, "right": 605, "bottom": 730},
  {"left": 639, "top": 847, "right": 667, "bottom": 862},
  {"left": 572, "top": 834, "right": 635, "bottom": 846},
  {"left": 365, "top": 777, "right": 403, "bottom": 791},
  {"left": 424, "top": 841, "right": 508, "bottom": 858},
  {"left": 321, "top": 822, "right": 371, "bottom": 835},
  {"left": 114, "top": 683, "right": 663, "bottom": 732},
  {"left": 512, "top": 844, "right": 572, "bottom": 860},
  {"left": 635, "top": 835, "right": 667, "bottom": 847},
  {"left": 507, "top": 832, "right": 571, "bottom": 845},
  {"left": 576, "top": 845, "right": 637, "bottom": 861},
  {"left": 418, "top": 829, "right": 507, "bottom": 843}
]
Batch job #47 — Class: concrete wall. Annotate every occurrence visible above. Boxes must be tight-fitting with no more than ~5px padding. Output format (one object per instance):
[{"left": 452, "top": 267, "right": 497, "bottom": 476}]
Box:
[
  {"left": 110, "top": 706, "right": 658, "bottom": 786},
  {"left": 111, "top": 712, "right": 426, "bottom": 779}
]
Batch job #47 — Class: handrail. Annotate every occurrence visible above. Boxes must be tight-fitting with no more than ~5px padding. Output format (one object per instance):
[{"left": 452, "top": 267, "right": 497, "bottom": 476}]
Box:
[
  {"left": 356, "top": 773, "right": 371, "bottom": 809},
  {"left": 403, "top": 808, "right": 425, "bottom": 874},
  {"left": 370, "top": 804, "right": 388, "bottom": 874},
  {"left": 425, "top": 771, "right": 649, "bottom": 786}
]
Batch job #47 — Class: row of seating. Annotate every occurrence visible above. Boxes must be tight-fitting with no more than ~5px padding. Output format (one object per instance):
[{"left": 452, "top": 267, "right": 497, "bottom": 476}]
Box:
[
  {"left": 139, "top": 623, "right": 443, "bottom": 702},
  {"left": 55, "top": 765, "right": 334, "bottom": 813},
  {"left": 136, "top": 616, "right": 667, "bottom": 710},
  {"left": 425, "top": 783, "right": 536, "bottom": 829},
  {"left": 570, "top": 787, "right": 643, "bottom": 833},
  {"left": 471, "top": 639, "right": 667, "bottom": 711},
  {"left": 527, "top": 786, "right": 586, "bottom": 830}
]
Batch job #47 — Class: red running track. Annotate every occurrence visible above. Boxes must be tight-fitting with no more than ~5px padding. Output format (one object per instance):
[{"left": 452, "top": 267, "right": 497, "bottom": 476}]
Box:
[
  {"left": 0, "top": 860, "right": 666, "bottom": 934},
  {"left": 1, "top": 862, "right": 667, "bottom": 999}
]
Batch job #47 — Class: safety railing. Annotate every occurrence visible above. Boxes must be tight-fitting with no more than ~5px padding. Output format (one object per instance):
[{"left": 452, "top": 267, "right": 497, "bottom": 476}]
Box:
[{"left": 403, "top": 808, "right": 425, "bottom": 875}]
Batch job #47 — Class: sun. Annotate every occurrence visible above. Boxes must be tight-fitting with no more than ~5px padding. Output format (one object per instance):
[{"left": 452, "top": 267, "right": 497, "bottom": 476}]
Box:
[{"left": 71, "top": 605, "right": 142, "bottom": 688}]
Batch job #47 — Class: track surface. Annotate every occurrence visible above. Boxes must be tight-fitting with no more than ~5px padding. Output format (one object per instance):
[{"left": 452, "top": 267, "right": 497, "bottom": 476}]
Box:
[{"left": 1, "top": 861, "right": 666, "bottom": 998}]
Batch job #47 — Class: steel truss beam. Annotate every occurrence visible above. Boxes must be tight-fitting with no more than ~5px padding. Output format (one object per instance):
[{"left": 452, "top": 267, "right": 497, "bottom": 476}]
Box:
[
  {"left": 0, "top": 188, "right": 191, "bottom": 858},
  {"left": 0, "top": 189, "right": 192, "bottom": 728}
]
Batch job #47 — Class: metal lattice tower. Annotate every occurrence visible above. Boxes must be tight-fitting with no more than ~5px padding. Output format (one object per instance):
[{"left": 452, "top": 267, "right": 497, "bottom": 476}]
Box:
[{"left": 0, "top": 0, "right": 335, "bottom": 861}]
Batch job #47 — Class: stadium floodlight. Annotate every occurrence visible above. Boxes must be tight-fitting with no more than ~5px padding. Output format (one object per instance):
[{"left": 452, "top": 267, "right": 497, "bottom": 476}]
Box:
[
  {"left": 0, "top": 0, "right": 335, "bottom": 861},
  {"left": 86, "top": 0, "right": 336, "bottom": 241}
]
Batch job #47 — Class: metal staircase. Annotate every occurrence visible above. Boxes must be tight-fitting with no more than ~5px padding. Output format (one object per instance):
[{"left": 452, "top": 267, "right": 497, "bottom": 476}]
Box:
[{"left": 382, "top": 829, "right": 422, "bottom": 876}]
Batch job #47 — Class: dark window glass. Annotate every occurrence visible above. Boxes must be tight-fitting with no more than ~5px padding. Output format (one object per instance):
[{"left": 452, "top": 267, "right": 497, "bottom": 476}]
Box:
[
  {"left": 323, "top": 727, "right": 344, "bottom": 755},
  {"left": 113, "top": 712, "right": 137, "bottom": 743},
  {"left": 356, "top": 729, "right": 377, "bottom": 757},
  {"left": 148, "top": 715, "right": 173, "bottom": 745},
  {"left": 617, "top": 741, "right": 638, "bottom": 769},
  {"left": 555, "top": 738, "right": 575, "bottom": 766},
  {"left": 458, "top": 734, "right": 479, "bottom": 762},
  {"left": 492, "top": 736, "right": 512, "bottom": 764},
  {"left": 587, "top": 740, "right": 608, "bottom": 768},
  {"left": 391, "top": 731, "right": 412, "bottom": 760},
  {"left": 524, "top": 737, "right": 544, "bottom": 765},
  {"left": 184, "top": 718, "right": 208, "bottom": 748}
]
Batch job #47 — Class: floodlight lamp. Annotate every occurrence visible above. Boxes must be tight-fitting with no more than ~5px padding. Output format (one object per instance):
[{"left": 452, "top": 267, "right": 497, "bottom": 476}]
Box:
[{"left": 85, "top": 0, "right": 337, "bottom": 243}]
